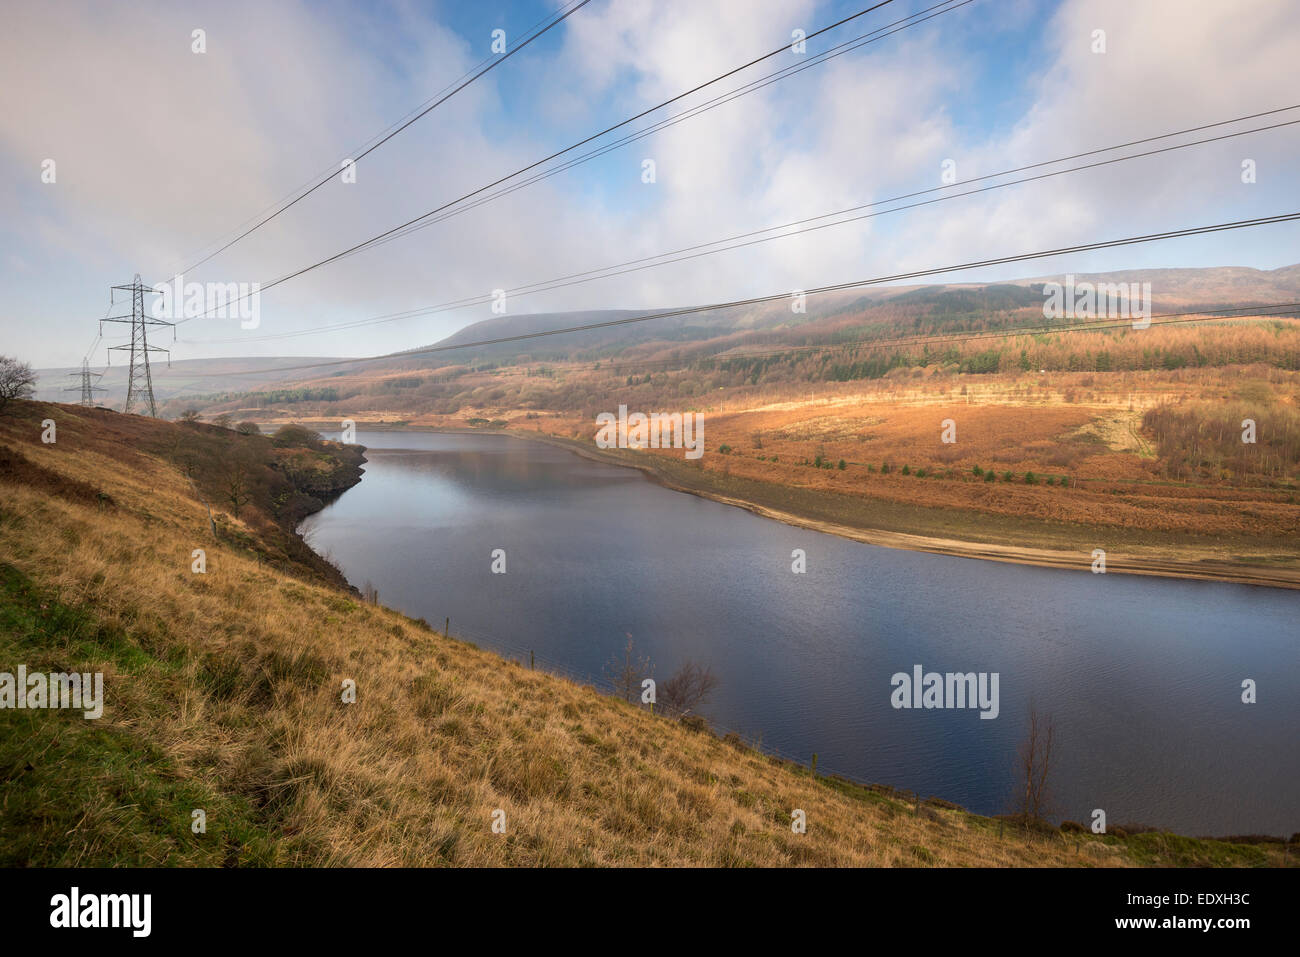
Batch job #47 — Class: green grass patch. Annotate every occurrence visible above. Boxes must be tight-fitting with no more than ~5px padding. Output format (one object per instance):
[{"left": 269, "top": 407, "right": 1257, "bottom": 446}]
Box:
[{"left": 0, "top": 562, "right": 285, "bottom": 866}]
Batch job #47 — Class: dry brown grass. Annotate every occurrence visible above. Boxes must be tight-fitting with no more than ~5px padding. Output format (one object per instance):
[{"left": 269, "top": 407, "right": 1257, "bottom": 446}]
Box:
[
  {"left": 1, "top": 403, "right": 1289, "bottom": 867},
  {"left": 418, "top": 367, "right": 1296, "bottom": 549}
]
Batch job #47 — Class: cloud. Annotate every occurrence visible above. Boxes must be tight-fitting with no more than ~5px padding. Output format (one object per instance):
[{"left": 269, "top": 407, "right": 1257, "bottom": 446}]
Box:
[
  {"left": 887, "top": 0, "right": 1300, "bottom": 280},
  {"left": 2, "top": 0, "right": 1297, "bottom": 368}
]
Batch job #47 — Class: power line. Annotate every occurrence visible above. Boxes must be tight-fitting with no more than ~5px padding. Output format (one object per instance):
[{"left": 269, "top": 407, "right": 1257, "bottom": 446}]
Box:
[
  {"left": 156, "top": 1, "right": 591, "bottom": 284},
  {"left": 209, "top": 301, "right": 1300, "bottom": 390},
  {"left": 184, "top": 107, "right": 1300, "bottom": 345},
  {"left": 682, "top": 303, "right": 1300, "bottom": 368},
  {"left": 180, "top": 0, "right": 908, "bottom": 321},
  {"left": 63, "top": 359, "right": 107, "bottom": 407},
  {"left": 181, "top": 210, "right": 1300, "bottom": 380},
  {"left": 174, "top": 0, "right": 983, "bottom": 337},
  {"left": 102, "top": 275, "right": 173, "bottom": 416},
  {"left": 157, "top": 0, "right": 594, "bottom": 284},
  {"left": 458, "top": 300, "right": 1300, "bottom": 378},
  {"left": 344, "top": 0, "right": 975, "bottom": 263}
]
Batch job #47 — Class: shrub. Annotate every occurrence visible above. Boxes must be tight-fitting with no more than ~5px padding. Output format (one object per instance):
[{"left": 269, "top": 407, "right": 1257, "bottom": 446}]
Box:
[
  {"left": 837, "top": 459, "right": 846, "bottom": 470},
  {"left": 1024, "top": 471, "right": 1037, "bottom": 485},
  {"left": 1046, "top": 476, "right": 1056, "bottom": 486},
  {"left": 659, "top": 660, "right": 720, "bottom": 718},
  {"left": 236, "top": 421, "right": 262, "bottom": 436},
  {"left": 972, "top": 465, "right": 983, "bottom": 476},
  {"left": 272, "top": 424, "right": 322, "bottom": 448},
  {"left": 1002, "top": 471, "right": 1014, "bottom": 482},
  {"left": 984, "top": 470, "right": 996, "bottom": 482},
  {"left": 901, "top": 464, "right": 910, "bottom": 475},
  {"left": 915, "top": 468, "right": 927, "bottom": 478},
  {"left": 720, "top": 444, "right": 732, "bottom": 455}
]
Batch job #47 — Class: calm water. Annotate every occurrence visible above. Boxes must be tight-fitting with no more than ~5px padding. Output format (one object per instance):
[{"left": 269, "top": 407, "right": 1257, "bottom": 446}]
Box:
[{"left": 301, "top": 431, "right": 1299, "bottom": 836}]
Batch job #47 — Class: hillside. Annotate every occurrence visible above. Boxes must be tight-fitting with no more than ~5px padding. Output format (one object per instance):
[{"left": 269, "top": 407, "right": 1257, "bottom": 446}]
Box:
[
  {"left": 0, "top": 401, "right": 1290, "bottom": 866},
  {"left": 204, "top": 304, "right": 1300, "bottom": 585},
  {"left": 40, "top": 263, "right": 1300, "bottom": 425},
  {"left": 410, "top": 263, "right": 1300, "bottom": 366},
  {"left": 31, "top": 356, "right": 348, "bottom": 412}
]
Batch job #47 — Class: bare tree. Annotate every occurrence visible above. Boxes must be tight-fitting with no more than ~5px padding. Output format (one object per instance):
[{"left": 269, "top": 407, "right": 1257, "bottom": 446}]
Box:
[
  {"left": 225, "top": 461, "right": 253, "bottom": 513},
  {"left": 0, "top": 356, "right": 37, "bottom": 414},
  {"left": 1018, "top": 704, "right": 1057, "bottom": 823},
  {"left": 605, "top": 634, "right": 652, "bottom": 703},
  {"left": 178, "top": 408, "right": 201, "bottom": 424},
  {"left": 659, "top": 660, "right": 720, "bottom": 718},
  {"left": 212, "top": 413, "right": 234, "bottom": 429}
]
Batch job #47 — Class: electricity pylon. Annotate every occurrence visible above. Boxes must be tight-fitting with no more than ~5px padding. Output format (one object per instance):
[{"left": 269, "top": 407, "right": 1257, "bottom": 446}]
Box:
[
  {"left": 102, "top": 274, "right": 172, "bottom": 416},
  {"left": 63, "top": 359, "right": 106, "bottom": 407}
]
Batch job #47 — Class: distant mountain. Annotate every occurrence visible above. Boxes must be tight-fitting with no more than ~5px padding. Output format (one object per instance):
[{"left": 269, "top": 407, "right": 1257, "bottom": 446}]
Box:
[
  {"left": 1011, "top": 263, "right": 1300, "bottom": 305},
  {"left": 38, "top": 263, "right": 1298, "bottom": 407},
  {"left": 32, "top": 356, "right": 345, "bottom": 409},
  {"left": 394, "top": 263, "right": 1300, "bottom": 366}
]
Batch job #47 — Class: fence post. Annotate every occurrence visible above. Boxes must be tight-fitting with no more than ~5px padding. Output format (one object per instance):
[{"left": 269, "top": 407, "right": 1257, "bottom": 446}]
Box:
[
  {"left": 444, "top": 617, "right": 449, "bottom": 639},
  {"left": 529, "top": 650, "right": 534, "bottom": 670},
  {"left": 810, "top": 753, "right": 818, "bottom": 777}
]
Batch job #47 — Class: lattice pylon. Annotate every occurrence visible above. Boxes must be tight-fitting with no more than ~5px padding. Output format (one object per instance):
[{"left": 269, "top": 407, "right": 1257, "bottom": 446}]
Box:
[
  {"left": 103, "top": 274, "right": 172, "bottom": 416},
  {"left": 63, "top": 359, "right": 106, "bottom": 407}
]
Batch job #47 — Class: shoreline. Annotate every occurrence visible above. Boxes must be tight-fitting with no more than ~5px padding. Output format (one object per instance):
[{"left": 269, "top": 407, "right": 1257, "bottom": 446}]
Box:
[
  {"left": 305, "top": 422, "right": 1300, "bottom": 591},
  {"left": 285, "top": 420, "right": 1297, "bottom": 838},
  {"left": 522, "top": 431, "right": 1300, "bottom": 591}
]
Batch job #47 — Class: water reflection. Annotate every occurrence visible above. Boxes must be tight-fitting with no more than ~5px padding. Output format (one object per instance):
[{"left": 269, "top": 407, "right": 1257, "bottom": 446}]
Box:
[{"left": 301, "top": 431, "right": 1300, "bottom": 836}]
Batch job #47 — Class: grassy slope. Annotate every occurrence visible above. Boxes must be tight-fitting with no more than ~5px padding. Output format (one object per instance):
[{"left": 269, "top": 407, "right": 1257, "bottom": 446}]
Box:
[{"left": 0, "top": 402, "right": 1290, "bottom": 867}]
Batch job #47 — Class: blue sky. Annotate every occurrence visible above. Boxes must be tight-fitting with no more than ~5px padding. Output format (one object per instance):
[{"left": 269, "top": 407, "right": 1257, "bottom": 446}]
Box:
[{"left": 2, "top": 0, "right": 1298, "bottom": 368}]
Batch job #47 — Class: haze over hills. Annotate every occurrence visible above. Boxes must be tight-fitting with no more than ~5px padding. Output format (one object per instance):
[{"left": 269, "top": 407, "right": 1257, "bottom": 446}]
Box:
[
  {"left": 31, "top": 356, "right": 347, "bottom": 407},
  {"left": 344, "top": 260, "right": 1300, "bottom": 371},
  {"left": 1010, "top": 263, "right": 1300, "bottom": 302},
  {"left": 34, "top": 261, "right": 1300, "bottom": 410},
  {"left": 324, "top": 260, "right": 1300, "bottom": 368}
]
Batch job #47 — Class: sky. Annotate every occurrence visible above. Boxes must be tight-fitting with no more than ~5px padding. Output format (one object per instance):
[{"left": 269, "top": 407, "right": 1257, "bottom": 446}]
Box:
[{"left": 2, "top": 0, "right": 1299, "bottom": 369}]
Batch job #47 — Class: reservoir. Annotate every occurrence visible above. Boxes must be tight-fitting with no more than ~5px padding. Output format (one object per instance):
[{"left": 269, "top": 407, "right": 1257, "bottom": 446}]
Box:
[{"left": 300, "top": 430, "right": 1299, "bottom": 837}]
